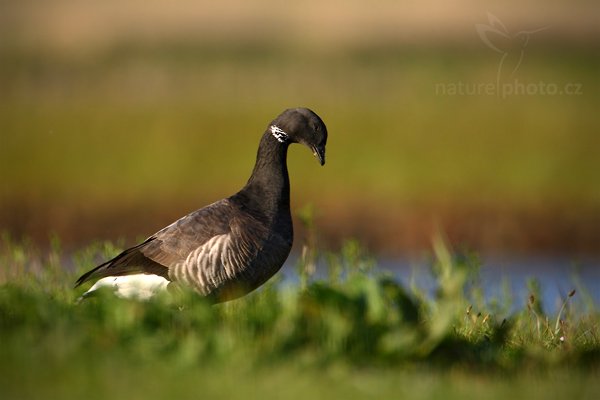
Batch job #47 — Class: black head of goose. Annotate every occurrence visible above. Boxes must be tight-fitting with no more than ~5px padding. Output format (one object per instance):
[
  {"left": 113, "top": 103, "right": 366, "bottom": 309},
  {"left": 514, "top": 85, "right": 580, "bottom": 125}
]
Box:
[{"left": 75, "top": 107, "right": 328, "bottom": 303}]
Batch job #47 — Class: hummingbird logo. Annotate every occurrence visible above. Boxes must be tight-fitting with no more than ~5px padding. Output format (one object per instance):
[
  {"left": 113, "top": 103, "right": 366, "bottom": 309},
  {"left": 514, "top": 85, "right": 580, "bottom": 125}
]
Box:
[{"left": 476, "top": 13, "right": 547, "bottom": 86}]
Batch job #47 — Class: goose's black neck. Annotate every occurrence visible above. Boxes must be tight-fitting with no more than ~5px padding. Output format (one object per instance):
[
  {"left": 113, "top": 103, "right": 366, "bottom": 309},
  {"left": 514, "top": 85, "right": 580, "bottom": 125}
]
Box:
[{"left": 237, "top": 131, "right": 290, "bottom": 217}]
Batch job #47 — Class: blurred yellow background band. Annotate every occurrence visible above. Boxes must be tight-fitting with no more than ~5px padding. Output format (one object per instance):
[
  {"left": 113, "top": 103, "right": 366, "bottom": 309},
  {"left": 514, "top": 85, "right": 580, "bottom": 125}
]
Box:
[{"left": 1, "top": 1, "right": 599, "bottom": 255}]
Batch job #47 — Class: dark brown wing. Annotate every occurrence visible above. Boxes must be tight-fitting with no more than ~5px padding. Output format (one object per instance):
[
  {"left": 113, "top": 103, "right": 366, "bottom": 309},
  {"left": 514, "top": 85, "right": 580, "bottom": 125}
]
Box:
[
  {"left": 74, "top": 199, "right": 235, "bottom": 287},
  {"left": 73, "top": 239, "right": 169, "bottom": 287}
]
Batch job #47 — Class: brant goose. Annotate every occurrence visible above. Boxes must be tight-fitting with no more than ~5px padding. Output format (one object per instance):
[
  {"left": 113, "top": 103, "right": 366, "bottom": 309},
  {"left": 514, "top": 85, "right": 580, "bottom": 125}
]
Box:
[{"left": 75, "top": 108, "right": 327, "bottom": 303}]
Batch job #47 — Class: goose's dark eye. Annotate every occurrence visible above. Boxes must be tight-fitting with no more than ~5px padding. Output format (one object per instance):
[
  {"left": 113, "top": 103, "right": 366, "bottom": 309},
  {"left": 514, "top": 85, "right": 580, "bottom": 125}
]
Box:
[{"left": 314, "top": 125, "right": 321, "bottom": 132}]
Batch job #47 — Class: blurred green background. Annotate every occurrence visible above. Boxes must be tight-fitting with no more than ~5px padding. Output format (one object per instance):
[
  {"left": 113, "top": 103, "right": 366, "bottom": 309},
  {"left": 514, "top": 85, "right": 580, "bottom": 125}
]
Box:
[{"left": 1, "top": 0, "right": 599, "bottom": 256}]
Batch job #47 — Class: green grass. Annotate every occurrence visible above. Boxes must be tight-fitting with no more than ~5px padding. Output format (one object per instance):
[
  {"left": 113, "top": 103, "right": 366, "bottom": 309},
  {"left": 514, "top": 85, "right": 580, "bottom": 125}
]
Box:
[{"left": 1, "top": 233, "right": 599, "bottom": 399}]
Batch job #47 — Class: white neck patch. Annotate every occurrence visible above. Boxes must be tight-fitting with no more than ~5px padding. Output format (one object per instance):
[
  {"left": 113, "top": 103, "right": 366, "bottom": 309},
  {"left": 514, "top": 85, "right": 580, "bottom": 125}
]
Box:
[{"left": 270, "top": 125, "right": 289, "bottom": 143}]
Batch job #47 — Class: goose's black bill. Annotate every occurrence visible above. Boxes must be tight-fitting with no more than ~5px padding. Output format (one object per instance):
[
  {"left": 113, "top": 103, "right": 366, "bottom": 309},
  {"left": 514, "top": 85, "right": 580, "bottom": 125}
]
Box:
[{"left": 311, "top": 144, "right": 325, "bottom": 166}]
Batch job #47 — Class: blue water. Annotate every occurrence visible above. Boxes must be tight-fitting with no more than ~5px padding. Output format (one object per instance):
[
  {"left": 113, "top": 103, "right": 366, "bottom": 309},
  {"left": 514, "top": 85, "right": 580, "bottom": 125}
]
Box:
[{"left": 280, "top": 255, "right": 600, "bottom": 314}]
